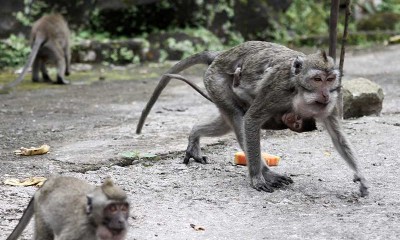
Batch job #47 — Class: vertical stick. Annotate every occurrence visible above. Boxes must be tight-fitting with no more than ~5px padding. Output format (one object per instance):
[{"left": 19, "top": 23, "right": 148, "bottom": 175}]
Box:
[
  {"left": 329, "top": 0, "right": 340, "bottom": 62},
  {"left": 338, "top": 0, "right": 352, "bottom": 119}
]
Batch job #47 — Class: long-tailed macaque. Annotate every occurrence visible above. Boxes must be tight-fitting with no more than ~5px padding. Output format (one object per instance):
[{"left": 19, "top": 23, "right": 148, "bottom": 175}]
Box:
[
  {"left": 164, "top": 73, "right": 316, "bottom": 133},
  {"left": 7, "top": 176, "right": 129, "bottom": 240},
  {"left": 136, "top": 41, "right": 368, "bottom": 197},
  {"left": 1, "top": 14, "right": 71, "bottom": 92}
]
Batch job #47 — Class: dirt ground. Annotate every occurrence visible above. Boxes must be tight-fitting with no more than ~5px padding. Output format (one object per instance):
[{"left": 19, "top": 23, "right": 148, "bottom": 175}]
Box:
[{"left": 0, "top": 44, "right": 400, "bottom": 240}]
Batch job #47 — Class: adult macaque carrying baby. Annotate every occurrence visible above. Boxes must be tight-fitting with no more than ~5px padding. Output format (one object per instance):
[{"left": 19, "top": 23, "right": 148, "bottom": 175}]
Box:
[
  {"left": 162, "top": 72, "right": 316, "bottom": 133},
  {"left": 136, "top": 41, "right": 368, "bottom": 197}
]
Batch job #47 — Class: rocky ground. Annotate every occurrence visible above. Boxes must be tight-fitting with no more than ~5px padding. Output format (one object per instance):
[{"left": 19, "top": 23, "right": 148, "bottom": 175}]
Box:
[{"left": 0, "top": 44, "right": 399, "bottom": 240}]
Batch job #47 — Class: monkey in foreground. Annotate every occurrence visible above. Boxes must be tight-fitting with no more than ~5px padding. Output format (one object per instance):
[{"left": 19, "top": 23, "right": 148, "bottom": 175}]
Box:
[
  {"left": 7, "top": 176, "right": 129, "bottom": 240},
  {"left": 1, "top": 14, "right": 71, "bottom": 91},
  {"left": 136, "top": 41, "right": 368, "bottom": 197},
  {"left": 164, "top": 73, "right": 316, "bottom": 133}
]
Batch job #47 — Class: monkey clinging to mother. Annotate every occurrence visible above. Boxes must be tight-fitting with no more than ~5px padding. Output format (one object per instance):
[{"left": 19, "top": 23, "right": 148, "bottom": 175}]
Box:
[{"left": 136, "top": 41, "right": 369, "bottom": 197}]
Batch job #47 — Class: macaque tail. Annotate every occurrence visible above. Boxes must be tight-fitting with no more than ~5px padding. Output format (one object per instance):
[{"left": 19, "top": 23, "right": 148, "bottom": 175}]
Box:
[
  {"left": 136, "top": 51, "right": 220, "bottom": 134},
  {"left": 163, "top": 73, "right": 213, "bottom": 103},
  {"left": 6, "top": 197, "right": 34, "bottom": 240},
  {"left": 1, "top": 36, "right": 45, "bottom": 91}
]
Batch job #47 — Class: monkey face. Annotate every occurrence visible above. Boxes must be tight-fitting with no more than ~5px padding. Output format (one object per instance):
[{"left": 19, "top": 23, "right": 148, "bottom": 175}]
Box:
[
  {"left": 292, "top": 53, "right": 340, "bottom": 119},
  {"left": 282, "top": 112, "right": 317, "bottom": 132},
  {"left": 103, "top": 202, "right": 130, "bottom": 232},
  {"left": 282, "top": 112, "right": 303, "bottom": 132}
]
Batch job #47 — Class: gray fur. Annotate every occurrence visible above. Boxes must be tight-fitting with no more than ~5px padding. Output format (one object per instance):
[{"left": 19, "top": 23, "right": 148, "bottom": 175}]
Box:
[
  {"left": 0, "top": 14, "right": 70, "bottom": 92},
  {"left": 6, "top": 176, "right": 129, "bottom": 240},
  {"left": 137, "top": 41, "right": 368, "bottom": 196}
]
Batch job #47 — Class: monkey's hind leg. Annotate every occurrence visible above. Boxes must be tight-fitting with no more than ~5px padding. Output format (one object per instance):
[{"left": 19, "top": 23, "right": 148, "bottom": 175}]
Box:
[
  {"left": 40, "top": 60, "right": 52, "bottom": 82},
  {"left": 33, "top": 214, "right": 54, "bottom": 240},
  {"left": 64, "top": 44, "right": 71, "bottom": 76},
  {"left": 184, "top": 115, "right": 231, "bottom": 164},
  {"left": 48, "top": 42, "right": 70, "bottom": 85},
  {"left": 32, "top": 58, "right": 41, "bottom": 83}
]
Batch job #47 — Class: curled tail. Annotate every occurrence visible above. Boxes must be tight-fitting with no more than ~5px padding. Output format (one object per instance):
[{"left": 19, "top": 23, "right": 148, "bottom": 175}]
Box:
[
  {"left": 136, "top": 51, "right": 220, "bottom": 134},
  {"left": 6, "top": 197, "right": 34, "bottom": 240}
]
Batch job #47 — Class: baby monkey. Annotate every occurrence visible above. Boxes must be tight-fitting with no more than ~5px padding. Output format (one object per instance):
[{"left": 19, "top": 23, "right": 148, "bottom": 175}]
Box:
[
  {"left": 229, "top": 63, "right": 316, "bottom": 132},
  {"left": 165, "top": 65, "right": 316, "bottom": 133},
  {"left": 7, "top": 176, "right": 129, "bottom": 240}
]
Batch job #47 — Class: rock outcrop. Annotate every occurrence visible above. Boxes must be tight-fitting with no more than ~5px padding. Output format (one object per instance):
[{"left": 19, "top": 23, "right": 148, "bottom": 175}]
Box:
[{"left": 342, "top": 78, "right": 384, "bottom": 119}]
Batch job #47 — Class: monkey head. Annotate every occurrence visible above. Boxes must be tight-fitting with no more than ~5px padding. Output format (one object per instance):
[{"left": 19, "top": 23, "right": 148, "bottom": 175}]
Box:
[
  {"left": 281, "top": 112, "right": 317, "bottom": 132},
  {"left": 86, "top": 178, "right": 130, "bottom": 240},
  {"left": 291, "top": 50, "right": 341, "bottom": 119}
]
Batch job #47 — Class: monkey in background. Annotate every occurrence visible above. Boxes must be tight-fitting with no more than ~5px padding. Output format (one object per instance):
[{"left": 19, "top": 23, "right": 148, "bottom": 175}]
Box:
[
  {"left": 137, "top": 41, "right": 368, "bottom": 197},
  {"left": 7, "top": 176, "right": 129, "bottom": 240},
  {"left": 1, "top": 14, "right": 71, "bottom": 92}
]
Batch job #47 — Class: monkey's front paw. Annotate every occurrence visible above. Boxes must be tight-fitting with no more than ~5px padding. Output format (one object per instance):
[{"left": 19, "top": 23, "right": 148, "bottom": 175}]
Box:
[
  {"left": 183, "top": 144, "right": 207, "bottom": 164},
  {"left": 262, "top": 169, "right": 293, "bottom": 188},
  {"left": 183, "top": 152, "right": 208, "bottom": 164},
  {"left": 359, "top": 184, "right": 369, "bottom": 197},
  {"left": 251, "top": 175, "right": 274, "bottom": 192},
  {"left": 353, "top": 175, "right": 369, "bottom": 197}
]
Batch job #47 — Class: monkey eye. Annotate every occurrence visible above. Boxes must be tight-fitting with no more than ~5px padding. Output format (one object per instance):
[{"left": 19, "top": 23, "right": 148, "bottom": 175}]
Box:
[
  {"left": 107, "top": 204, "right": 118, "bottom": 213},
  {"left": 313, "top": 77, "right": 322, "bottom": 82},
  {"left": 120, "top": 203, "right": 129, "bottom": 212},
  {"left": 326, "top": 77, "right": 335, "bottom": 82}
]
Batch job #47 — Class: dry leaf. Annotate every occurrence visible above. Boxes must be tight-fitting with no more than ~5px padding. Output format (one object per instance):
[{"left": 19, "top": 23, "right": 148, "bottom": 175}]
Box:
[
  {"left": 4, "top": 177, "right": 47, "bottom": 187},
  {"left": 190, "top": 224, "right": 205, "bottom": 231},
  {"left": 324, "top": 151, "right": 331, "bottom": 156},
  {"left": 14, "top": 144, "right": 50, "bottom": 156}
]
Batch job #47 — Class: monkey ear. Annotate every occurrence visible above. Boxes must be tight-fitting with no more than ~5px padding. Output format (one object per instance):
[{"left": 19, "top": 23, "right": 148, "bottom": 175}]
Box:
[
  {"left": 101, "top": 177, "right": 127, "bottom": 200},
  {"left": 292, "top": 56, "right": 304, "bottom": 75},
  {"left": 86, "top": 195, "right": 93, "bottom": 214},
  {"left": 320, "top": 50, "right": 328, "bottom": 62}
]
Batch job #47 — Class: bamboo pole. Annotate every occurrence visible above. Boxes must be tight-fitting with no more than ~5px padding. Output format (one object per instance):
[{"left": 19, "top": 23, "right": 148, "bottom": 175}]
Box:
[
  {"left": 329, "top": 0, "right": 340, "bottom": 62},
  {"left": 338, "top": 0, "right": 352, "bottom": 118}
]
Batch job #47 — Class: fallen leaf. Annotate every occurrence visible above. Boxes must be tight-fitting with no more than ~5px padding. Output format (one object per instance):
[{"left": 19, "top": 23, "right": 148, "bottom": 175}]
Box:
[
  {"left": 14, "top": 144, "right": 50, "bottom": 156},
  {"left": 4, "top": 177, "right": 47, "bottom": 187},
  {"left": 324, "top": 151, "right": 331, "bottom": 156},
  {"left": 141, "top": 153, "right": 159, "bottom": 160},
  {"left": 120, "top": 151, "right": 140, "bottom": 159}
]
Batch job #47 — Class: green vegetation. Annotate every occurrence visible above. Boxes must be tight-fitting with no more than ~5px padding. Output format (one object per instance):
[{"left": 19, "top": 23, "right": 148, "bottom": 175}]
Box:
[
  {"left": 1, "top": 0, "right": 399, "bottom": 70},
  {"left": 0, "top": 35, "right": 30, "bottom": 68},
  {"left": 164, "top": 27, "right": 226, "bottom": 59},
  {"left": 0, "top": 61, "right": 171, "bottom": 92},
  {"left": 378, "top": 0, "right": 400, "bottom": 14},
  {"left": 275, "top": 0, "right": 330, "bottom": 44}
]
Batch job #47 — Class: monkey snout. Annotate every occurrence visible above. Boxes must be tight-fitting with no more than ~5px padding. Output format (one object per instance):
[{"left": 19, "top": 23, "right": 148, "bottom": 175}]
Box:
[{"left": 315, "top": 100, "right": 330, "bottom": 106}]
